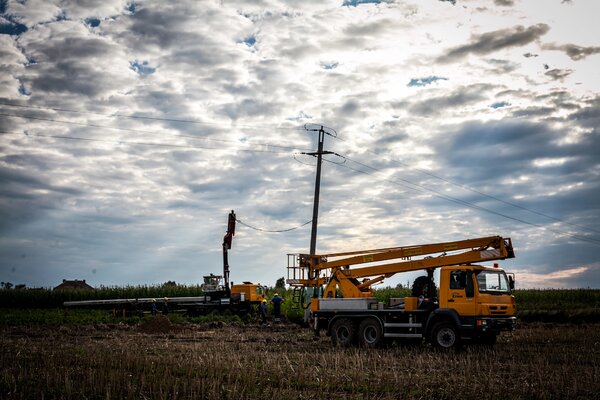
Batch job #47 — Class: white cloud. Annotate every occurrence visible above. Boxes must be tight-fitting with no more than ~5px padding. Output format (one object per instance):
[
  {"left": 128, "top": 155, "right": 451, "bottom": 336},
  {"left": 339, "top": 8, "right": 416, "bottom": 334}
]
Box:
[{"left": 0, "top": 0, "right": 599, "bottom": 289}]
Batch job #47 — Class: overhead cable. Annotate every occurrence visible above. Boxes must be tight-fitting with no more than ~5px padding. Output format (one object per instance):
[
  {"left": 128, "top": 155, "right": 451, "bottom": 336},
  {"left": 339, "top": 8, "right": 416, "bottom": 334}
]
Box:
[
  {"left": 329, "top": 155, "right": 600, "bottom": 247},
  {"left": 332, "top": 134, "right": 600, "bottom": 236},
  {"left": 235, "top": 218, "right": 312, "bottom": 233},
  {"left": 0, "top": 101, "right": 306, "bottom": 132}
]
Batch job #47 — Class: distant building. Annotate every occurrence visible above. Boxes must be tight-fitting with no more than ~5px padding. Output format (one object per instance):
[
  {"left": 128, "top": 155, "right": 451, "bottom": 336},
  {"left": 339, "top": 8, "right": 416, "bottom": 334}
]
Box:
[{"left": 54, "top": 279, "right": 94, "bottom": 291}]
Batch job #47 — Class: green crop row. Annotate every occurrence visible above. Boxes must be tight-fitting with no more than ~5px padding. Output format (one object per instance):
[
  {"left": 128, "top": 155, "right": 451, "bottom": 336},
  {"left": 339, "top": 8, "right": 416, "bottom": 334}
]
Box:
[
  {"left": 0, "top": 285, "right": 204, "bottom": 308},
  {"left": 1, "top": 286, "right": 598, "bottom": 318}
]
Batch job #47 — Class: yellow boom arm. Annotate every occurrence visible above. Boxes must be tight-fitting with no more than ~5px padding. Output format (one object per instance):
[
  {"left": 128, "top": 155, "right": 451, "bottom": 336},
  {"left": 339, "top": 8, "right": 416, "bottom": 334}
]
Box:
[{"left": 287, "top": 236, "right": 514, "bottom": 298}]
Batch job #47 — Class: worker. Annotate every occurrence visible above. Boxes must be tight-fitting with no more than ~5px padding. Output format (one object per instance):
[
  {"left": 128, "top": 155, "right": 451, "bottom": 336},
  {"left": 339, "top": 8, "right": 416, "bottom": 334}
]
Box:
[
  {"left": 162, "top": 297, "right": 169, "bottom": 315},
  {"left": 271, "top": 293, "right": 284, "bottom": 322},
  {"left": 258, "top": 298, "right": 268, "bottom": 325},
  {"left": 150, "top": 299, "right": 157, "bottom": 316}
]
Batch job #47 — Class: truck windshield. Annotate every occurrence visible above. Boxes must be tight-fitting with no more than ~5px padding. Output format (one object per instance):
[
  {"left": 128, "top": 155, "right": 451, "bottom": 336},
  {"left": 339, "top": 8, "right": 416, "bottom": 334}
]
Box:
[{"left": 476, "top": 270, "right": 511, "bottom": 294}]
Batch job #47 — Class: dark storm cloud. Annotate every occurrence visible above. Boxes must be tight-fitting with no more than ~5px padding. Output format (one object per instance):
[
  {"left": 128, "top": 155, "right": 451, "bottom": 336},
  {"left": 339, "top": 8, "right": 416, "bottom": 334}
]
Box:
[
  {"left": 511, "top": 106, "right": 556, "bottom": 118},
  {"left": 494, "top": 0, "right": 514, "bottom": 6},
  {"left": 0, "top": 165, "right": 81, "bottom": 231},
  {"left": 570, "top": 97, "right": 600, "bottom": 134},
  {"left": 542, "top": 43, "right": 600, "bottom": 61},
  {"left": 437, "top": 24, "right": 550, "bottom": 63},
  {"left": 219, "top": 98, "right": 280, "bottom": 120},
  {"left": 544, "top": 68, "right": 573, "bottom": 81},
  {"left": 486, "top": 58, "right": 520, "bottom": 74},
  {"left": 340, "top": 99, "right": 361, "bottom": 115},
  {"left": 125, "top": 7, "right": 198, "bottom": 49},
  {"left": 122, "top": 6, "right": 240, "bottom": 68},
  {"left": 373, "top": 131, "right": 409, "bottom": 148},
  {"left": 18, "top": 30, "right": 127, "bottom": 97},
  {"left": 407, "top": 84, "right": 493, "bottom": 116},
  {"left": 434, "top": 115, "right": 600, "bottom": 188},
  {"left": 29, "top": 62, "right": 107, "bottom": 96},
  {"left": 32, "top": 35, "right": 116, "bottom": 62},
  {"left": 533, "top": 90, "right": 581, "bottom": 112},
  {"left": 343, "top": 19, "right": 391, "bottom": 36},
  {"left": 427, "top": 117, "right": 600, "bottom": 250}
]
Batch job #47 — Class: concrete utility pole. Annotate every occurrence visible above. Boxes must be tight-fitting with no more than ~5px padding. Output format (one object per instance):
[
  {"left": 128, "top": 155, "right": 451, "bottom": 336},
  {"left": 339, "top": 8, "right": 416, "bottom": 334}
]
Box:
[{"left": 302, "top": 125, "right": 335, "bottom": 256}]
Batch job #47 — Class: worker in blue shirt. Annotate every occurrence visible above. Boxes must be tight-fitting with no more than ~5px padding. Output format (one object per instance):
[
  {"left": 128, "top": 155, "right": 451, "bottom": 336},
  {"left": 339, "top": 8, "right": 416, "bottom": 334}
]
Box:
[
  {"left": 271, "top": 293, "right": 284, "bottom": 322},
  {"left": 258, "top": 299, "right": 268, "bottom": 325}
]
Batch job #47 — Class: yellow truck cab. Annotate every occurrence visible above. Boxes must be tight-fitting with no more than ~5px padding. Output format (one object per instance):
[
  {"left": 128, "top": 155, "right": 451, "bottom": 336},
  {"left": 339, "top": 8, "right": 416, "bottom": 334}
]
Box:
[
  {"left": 231, "top": 282, "right": 266, "bottom": 303},
  {"left": 435, "top": 264, "right": 517, "bottom": 345}
]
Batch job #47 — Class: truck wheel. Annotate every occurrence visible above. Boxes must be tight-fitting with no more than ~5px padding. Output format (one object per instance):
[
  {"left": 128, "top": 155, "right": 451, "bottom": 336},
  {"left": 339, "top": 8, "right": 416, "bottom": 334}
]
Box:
[
  {"left": 358, "top": 318, "right": 383, "bottom": 348},
  {"left": 331, "top": 318, "right": 355, "bottom": 347},
  {"left": 411, "top": 276, "right": 436, "bottom": 297},
  {"left": 431, "top": 322, "right": 460, "bottom": 350}
]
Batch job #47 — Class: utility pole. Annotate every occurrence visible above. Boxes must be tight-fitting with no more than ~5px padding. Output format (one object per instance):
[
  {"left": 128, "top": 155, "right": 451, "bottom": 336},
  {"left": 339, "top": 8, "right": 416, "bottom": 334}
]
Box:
[{"left": 302, "top": 125, "right": 336, "bottom": 256}]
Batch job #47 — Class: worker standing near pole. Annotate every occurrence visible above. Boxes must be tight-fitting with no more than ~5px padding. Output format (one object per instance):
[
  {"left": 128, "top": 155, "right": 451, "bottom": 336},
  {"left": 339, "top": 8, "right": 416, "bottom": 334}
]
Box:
[
  {"left": 271, "top": 293, "right": 284, "bottom": 322},
  {"left": 259, "top": 299, "right": 268, "bottom": 325},
  {"left": 162, "top": 297, "right": 169, "bottom": 315}
]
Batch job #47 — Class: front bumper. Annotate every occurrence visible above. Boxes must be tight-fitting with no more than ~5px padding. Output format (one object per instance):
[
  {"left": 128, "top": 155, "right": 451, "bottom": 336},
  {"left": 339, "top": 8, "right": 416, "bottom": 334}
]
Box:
[{"left": 476, "top": 316, "right": 517, "bottom": 332}]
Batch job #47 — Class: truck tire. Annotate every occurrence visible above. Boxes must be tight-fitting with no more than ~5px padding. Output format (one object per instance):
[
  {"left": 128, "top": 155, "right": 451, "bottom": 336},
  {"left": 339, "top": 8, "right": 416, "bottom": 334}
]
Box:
[
  {"left": 431, "top": 321, "right": 460, "bottom": 350},
  {"left": 411, "top": 276, "right": 436, "bottom": 298},
  {"left": 358, "top": 318, "right": 383, "bottom": 348},
  {"left": 330, "top": 318, "right": 355, "bottom": 347}
]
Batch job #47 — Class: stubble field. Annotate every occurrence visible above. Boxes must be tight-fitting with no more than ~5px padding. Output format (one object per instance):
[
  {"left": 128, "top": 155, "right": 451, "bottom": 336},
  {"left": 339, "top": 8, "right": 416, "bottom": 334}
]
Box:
[{"left": 1, "top": 317, "right": 599, "bottom": 400}]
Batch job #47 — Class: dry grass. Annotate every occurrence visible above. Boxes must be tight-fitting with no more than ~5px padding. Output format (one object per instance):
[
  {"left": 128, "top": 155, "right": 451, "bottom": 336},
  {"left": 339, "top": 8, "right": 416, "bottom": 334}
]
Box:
[{"left": 1, "top": 321, "right": 599, "bottom": 399}]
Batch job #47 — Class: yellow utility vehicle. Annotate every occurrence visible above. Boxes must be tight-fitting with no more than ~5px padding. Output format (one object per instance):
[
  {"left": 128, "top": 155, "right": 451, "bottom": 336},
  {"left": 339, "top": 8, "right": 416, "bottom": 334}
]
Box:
[
  {"left": 287, "top": 236, "right": 516, "bottom": 349},
  {"left": 65, "top": 210, "right": 266, "bottom": 316}
]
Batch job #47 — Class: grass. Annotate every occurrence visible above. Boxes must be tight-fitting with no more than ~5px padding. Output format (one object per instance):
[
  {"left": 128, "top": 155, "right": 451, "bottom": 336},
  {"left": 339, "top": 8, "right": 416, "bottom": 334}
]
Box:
[
  {"left": 1, "top": 288, "right": 599, "bottom": 325},
  {"left": 1, "top": 322, "right": 598, "bottom": 399},
  {"left": 1, "top": 288, "right": 599, "bottom": 398}
]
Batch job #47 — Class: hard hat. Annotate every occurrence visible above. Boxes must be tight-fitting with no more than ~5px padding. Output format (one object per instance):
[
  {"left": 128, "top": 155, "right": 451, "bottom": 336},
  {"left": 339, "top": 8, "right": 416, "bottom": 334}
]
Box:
[
  {"left": 152, "top": 299, "right": 156, "bottom": 302},
  {"left": 163, "top": 297, "right": 168, "bottom": 301},
  {"left": 262, "top": 299, "right": 267, "bottom": 303},
  {"left": 274, "top": 293, "right": 279, "bottom": 296}
]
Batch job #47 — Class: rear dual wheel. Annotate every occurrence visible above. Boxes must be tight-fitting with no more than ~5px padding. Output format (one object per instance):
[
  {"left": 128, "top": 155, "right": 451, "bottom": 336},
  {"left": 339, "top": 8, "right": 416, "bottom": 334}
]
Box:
[
  {"left": 330, "top": 318, "right": 355, "bottom": 347},
  {"left": 331, "top": 318, "right": 384, "bottom": 348},
  {"left": 358, "top": 318, "right": 383, "bottom": 348}
]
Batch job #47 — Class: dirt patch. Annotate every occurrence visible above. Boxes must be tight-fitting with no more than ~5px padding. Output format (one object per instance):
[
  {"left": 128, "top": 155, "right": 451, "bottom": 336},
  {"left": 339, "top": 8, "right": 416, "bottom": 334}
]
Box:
[{"left": 137, "top": 315, "right": 183, "bottom": 334}]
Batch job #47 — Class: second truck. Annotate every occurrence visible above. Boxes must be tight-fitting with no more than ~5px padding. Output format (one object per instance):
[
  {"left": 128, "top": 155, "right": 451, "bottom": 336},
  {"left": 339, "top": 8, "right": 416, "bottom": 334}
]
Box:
[
  {"left": 64, "top": 210, "right": 266, "bottom": 316},
  {"left": 287, "top": 235, "right": 516, "bottom": 349}
]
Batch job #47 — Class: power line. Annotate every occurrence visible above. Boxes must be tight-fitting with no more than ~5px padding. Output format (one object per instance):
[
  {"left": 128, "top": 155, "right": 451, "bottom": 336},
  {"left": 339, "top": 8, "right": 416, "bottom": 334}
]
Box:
[
  {"left": 0, "top": 101, "right": 306, "bottom": 132},
  {"left": 6, "top": 106, "right": 598, "bottom": 245},
  {"left": 332, "top": 134, "right": 600, "bottom": 237},
  {"left": 0, "top": 112, "right": 312, "bottom": 153},
  {"left": 235, "top": 218, "right": 312, "bottom": 233},
  {"left": 331, "top": 155, "right": 600, "bottom": 246},
  {"left": 23, "top": 132, "right": 293, "bottom": 154}
]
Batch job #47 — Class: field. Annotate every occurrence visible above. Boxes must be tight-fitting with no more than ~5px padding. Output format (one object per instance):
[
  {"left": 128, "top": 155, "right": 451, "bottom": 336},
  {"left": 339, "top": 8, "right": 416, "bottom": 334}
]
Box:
[
  {"left": 0, "top": 318, "right": 599, "bottom": 399},
  {"left": 1, "top": 289, "right": 599, "bottom": 399}
]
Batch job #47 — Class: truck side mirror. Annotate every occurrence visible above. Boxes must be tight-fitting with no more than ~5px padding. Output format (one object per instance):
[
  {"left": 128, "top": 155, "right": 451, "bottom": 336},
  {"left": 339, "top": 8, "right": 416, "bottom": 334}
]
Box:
[{"left": 509, "top": 275, "right": 515, "bottom": 290}]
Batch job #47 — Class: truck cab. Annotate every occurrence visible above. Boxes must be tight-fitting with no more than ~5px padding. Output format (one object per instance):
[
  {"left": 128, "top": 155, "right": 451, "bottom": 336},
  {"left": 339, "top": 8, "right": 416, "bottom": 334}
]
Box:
[
  {"left": 231, "top": 282, "right": 266, "bottom": 303},
  {"left": 436, "top": 265, "right": 517, "bottom": 344}
]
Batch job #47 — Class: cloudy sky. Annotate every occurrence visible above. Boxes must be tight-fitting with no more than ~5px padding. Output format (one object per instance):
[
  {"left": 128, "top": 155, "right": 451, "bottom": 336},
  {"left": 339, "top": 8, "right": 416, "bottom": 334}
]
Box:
[{"left": 1, "top": 0, "right": 599, "bottom": 290}]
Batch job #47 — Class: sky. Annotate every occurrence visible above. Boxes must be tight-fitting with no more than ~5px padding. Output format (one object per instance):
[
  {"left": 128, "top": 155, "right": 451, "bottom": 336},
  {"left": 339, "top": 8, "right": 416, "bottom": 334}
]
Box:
[{"left": 0, "top": 0, "right": 599, "bottom": 290}]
